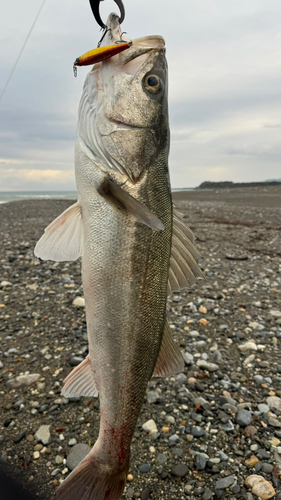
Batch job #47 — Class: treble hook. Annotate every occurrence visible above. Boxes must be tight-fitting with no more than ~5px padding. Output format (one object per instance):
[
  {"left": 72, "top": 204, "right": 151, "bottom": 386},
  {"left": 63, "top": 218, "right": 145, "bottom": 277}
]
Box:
[{"left": 89, "top": 0, "right": 125, "bottom": 29}]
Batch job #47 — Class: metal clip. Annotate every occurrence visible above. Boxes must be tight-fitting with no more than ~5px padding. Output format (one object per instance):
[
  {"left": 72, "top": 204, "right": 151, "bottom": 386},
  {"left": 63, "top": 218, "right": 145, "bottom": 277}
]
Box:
[{"left": 89, "top": 0, "right": 125, "bottom": 29}]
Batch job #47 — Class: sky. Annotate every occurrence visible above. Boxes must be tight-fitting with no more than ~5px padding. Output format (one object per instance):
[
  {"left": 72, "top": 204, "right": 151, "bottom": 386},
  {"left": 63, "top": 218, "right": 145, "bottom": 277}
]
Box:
[{"left": 0, "top": 0, "right": 280, "bottom": 190}]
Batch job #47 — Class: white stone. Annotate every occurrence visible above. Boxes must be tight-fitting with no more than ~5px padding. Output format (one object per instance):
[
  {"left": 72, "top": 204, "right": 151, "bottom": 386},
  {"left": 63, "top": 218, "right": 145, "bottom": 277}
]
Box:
[
  {"left": 142, "top": 419, "right": 158, "bottom": 434},
  {"left": 249, "top": 322, "right": 264, "bottom": 330},
  {"left": 243, "top": 354, "right": 255, "bottom": 366},
  {"left": 270, "top": 310, "right": 281, "bottom": 318},
  {"left": 266, "top": 396, "right": 281, "bottom": 411},
  {"left": 196, "top": 360, "right": 219, "bottom": 372},
  {"left": 68, "top": 438, "right": 77, "bottom": 446},
  {"left": 146, "top": 390, "right": 159, "bottom": 404},
  {"left": 35, "top": 425, "right": 51, "bottom": 445},
  {"left": 33, "top": 451, "right": 40, "bottom": 459},
  {"left": 7, "top": 373, "right": 40, "bottom": 389},
  {"left": 72, "top": 297, "right": 85, "bottom": 307},
  {"left": 238, "top": 342, "right": 257, "bottom": 352},
  {"left": 0, "top": 281, "right": 12, "bottom": 287}
]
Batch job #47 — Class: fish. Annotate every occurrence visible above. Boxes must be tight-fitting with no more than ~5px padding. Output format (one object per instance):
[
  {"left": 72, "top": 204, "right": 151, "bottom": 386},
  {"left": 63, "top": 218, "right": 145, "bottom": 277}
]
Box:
[{"left": 35, "top": 13, "right": 203, "bottom": 500}]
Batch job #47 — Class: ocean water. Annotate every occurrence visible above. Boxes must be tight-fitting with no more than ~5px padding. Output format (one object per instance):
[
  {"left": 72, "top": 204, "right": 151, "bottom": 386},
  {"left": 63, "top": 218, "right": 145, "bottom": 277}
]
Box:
[
  {"left": 0, "top": 191, "right": 78, "bottom": 204},
  {"left": 0, "top": 188, "right": 194, "bottom": 204}
]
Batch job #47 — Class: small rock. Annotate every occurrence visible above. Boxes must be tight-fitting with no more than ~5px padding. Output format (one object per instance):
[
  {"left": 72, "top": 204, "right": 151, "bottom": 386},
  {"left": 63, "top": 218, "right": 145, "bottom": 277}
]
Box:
[
  {"left": 191, "top": 426, "right": 205, "bottom": 437},
  {"left": 140, "top": 488, "right": 151, "bottom": 500},
  {"left": 35, "top": 425, "right": 51, "bottom": 445},
  {"left": 68, "top": 438, "right": 77, "bottom": 446},
  {"left": 33, "top": 451, "right": 40, "bottom": 460},
  {"left": 215, "top": 476, "right": 235, "bottom": 489},
  {"left": 142, "top": 419, "right": 157, "bottom": 434},
  {"left": 217, "top": 451, "right": 229, "bottom": 461},
  {"left": 220, "top": 420, "right": 235, "bottom": 432},
  {"left": 196, "top": 360, "right": 219, "bottom": 372},
  {"left": 238, "top": 342, "right": 257, "bottom": 352},
  {"left": 69, "top": 356, "right": 83, "bottom": 367},
  {"left": 156, "top": 453, "right": 167, "bottom": 465},
  {"left": 245, "top": 456, "right": 259, "bottom": 467},
  {"left": 202, "top": 488, "right": 214, "bottom": 500},
  {"left": 66, "top": 443, "right": 91, "bottom": 471},
  {"left": 245, "top": 475, "right": 275, "bottom": 499},
  {"left": 198, "top": 318, "right": 208, "bottom": 326},
  {"left": 258, "top": 404, "right": 269, "bottom": 413},
  {"left": 169, "top": 434, "right": 180, "bottom": 443},
  {"left": 199, "top": 306, "right": 207, "bottom": 314},
  {"left": 0, "top": 281, "right": 12, "bottom": 287},
  {"left": 7, "top": 373, "right": 40, "bottom": 389},
  {"left": 270, "top": 310, "right": 281, "bottom": 318},
  {"left": 72, "top": 297, "right": 85, "bottom": 307},
  {"left": 244, "top": 426, "right": 257, "bottom": 437},
  {"left": 268, "top": 416, "right": 281, "bottom": 428},
  {"left": 236, "top": 409, "right": 252, "bottom": 427},
  {"left": 267, "top": 396, "right": 281, "bottom": 411},
  {"left": 51, "top": 469, "right": 61, "bottom": 477},
  {"left": 171, "top": 463, "right": 188, "bottom": 477},
  {"left": 182, "top": 351, "right": 194, "bottom": 365},
  {"left": 14, "top": 431, "right": 26, "bottom": 443},
  {"left": 262, "top": 463, "right": 274, "bottom": 474},
  {"left": 127, "top": 487, "right": 134, "bottom": 498},
  {"left": 146, "top": 391, "right": 159, "bottom": 404},
  {"left": 55, "top": 455, "right": 64, "bottom": 465},
  {"left": 138, "top": 464, "right": 151, "bottom": 473},
  {"left": 195, "top": 453, "right": 208, "bottom": 470},
  {"left": 175, "top": 373, "right": 188, "bottom": 384},
  {"left": 34, "top": 444, "right": 43, "bottom": 451}
]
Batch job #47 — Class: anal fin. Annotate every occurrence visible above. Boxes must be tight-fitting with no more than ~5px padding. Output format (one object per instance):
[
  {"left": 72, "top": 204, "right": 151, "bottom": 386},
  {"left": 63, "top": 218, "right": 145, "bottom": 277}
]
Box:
[
  {"left": 62, "top": 355, "right": 98, "bottom": 398},
  {"left": 153, "top": 318, "right": 184, "bottom": 377}
]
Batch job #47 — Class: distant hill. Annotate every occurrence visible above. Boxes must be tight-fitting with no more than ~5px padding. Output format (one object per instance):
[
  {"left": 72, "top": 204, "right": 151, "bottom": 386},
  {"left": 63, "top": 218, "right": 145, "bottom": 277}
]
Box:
[
  {"left": 265, "top": 179, "right": 281, "bottom": 182},
  {"left": 197, "top": 181, "right": 281, "bottom": 189}
]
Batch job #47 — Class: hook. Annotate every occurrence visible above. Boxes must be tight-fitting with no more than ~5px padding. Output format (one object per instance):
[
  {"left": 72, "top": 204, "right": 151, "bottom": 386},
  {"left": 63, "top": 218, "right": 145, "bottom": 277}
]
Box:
[{"left": 89, "top": 0, "right": 125, "bottom": 29}]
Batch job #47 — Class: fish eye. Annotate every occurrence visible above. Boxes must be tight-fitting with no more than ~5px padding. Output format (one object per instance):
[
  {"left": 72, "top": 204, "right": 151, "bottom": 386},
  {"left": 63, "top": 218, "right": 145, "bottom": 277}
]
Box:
[{"left": 144, "top": 74, "right": 162, "bottom": 94}]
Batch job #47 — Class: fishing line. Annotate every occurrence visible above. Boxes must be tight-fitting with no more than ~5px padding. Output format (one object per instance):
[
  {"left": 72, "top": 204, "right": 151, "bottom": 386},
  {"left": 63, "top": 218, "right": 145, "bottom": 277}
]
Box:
[{"left": 0, "top": 0, "right": 47, "bottom": 105}]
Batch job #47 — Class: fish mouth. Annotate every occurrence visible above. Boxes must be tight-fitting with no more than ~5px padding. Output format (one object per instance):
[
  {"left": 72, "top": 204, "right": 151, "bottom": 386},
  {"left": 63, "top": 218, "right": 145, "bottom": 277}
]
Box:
[{"left": 120, "top": 36, "right": 165, "bottom": 65}]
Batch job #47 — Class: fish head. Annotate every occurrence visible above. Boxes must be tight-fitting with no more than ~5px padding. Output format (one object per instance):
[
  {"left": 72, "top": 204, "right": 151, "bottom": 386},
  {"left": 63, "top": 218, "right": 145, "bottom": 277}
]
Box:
[{"left": 78, "top": 14, "right": 169, "bottom": 182}]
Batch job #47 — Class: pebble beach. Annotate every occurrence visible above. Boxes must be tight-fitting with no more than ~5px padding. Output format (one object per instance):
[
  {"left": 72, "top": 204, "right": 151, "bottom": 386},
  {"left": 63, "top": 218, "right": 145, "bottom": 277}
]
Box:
[{"left": 0, "top": 185, "right": 281, "bottom": 500}]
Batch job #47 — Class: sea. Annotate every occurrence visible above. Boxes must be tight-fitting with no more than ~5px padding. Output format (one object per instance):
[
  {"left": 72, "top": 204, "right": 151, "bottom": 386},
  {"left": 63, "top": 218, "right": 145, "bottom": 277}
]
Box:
[
  {"left": 0, "top": 188, "right": 194, "bottom": 204},
  {"left": 0, "top": 191, "right": 78, "bottom": 204}
]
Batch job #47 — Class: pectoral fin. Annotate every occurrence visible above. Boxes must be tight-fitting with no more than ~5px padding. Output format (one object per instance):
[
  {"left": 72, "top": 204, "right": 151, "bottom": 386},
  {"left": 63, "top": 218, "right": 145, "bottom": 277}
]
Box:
[
  {"left": 98, "top": 179, "right": 164, "bottom": 230},
  {"left": 34, "top": 202, "right": 83, "bottom": 262},
  {"left": 61, "top": 355, "right": 98, "bottom": 398},
  {"left": 153, "top": 318, "right": 184, "bottom": 377},
  {"left": 167, "top": 208, "right": 204, "bottom": 294}
]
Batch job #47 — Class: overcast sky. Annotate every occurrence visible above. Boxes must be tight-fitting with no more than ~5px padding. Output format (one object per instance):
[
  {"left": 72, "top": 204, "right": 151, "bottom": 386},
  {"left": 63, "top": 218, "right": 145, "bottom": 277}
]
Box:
[{"left": 0, "top": 0, "right": 280, "bottom": 190}]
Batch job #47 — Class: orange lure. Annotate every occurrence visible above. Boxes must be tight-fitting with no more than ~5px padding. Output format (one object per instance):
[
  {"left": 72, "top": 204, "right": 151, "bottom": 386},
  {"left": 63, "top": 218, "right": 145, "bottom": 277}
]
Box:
[{"left": 74, "top": 41, "right": 132, "bottom": 68}]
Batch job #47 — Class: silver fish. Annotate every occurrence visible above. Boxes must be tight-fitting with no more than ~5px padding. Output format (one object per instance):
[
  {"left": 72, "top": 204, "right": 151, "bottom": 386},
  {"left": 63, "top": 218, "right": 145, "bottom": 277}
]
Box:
[{"left": 35, "top": 14, "right": 203, "bottom": 500}]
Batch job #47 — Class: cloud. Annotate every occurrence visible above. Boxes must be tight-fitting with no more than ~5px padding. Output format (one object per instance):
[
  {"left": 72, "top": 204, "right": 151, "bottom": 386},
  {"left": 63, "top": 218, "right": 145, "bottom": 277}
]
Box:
[
  {"left": 0, "top": 167, "right": 75, "bottom": 191},
  {"left": 0, "top": 0, "right": 281, "bottom": 189}
]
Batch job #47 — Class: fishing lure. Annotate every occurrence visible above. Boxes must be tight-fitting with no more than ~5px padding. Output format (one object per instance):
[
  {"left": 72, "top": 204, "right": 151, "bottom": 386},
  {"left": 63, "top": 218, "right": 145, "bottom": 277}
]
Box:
[{"left": 73, "top": 41, "right": 132, "bottom": 76}]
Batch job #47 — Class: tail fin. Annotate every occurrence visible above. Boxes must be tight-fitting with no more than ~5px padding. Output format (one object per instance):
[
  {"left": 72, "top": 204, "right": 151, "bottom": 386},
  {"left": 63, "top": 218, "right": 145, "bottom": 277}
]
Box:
[{"left": 55, "top": 453, "right": 129, "bottom": 500}]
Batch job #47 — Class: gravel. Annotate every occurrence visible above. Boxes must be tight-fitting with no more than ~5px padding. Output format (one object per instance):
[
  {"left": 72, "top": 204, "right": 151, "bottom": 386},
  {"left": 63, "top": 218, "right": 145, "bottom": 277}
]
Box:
[{"left": 0, "top": 188, "right": 281, "bottom": 499}]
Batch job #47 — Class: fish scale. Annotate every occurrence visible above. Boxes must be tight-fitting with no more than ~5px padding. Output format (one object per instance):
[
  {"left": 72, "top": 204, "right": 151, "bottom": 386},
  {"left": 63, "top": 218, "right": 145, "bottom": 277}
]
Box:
[{"left": 35, "top": 13, "right": 203, "bottom": 500}]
